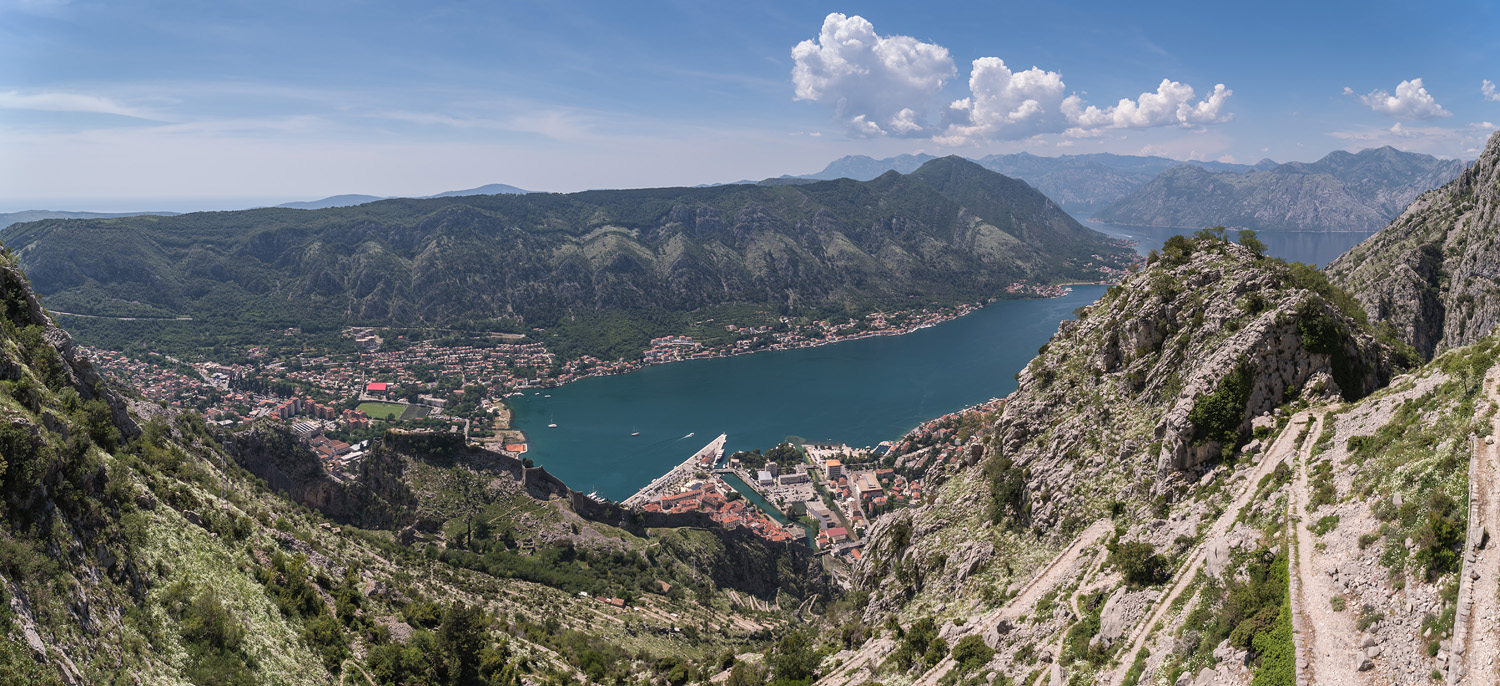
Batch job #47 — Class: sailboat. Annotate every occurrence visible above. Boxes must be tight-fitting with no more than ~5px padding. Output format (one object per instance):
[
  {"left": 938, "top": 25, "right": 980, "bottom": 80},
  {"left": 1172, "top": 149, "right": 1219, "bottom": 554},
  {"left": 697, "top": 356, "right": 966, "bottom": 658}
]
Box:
[{"left": 547, "top": 412, "right": 557, "bottom": 428}]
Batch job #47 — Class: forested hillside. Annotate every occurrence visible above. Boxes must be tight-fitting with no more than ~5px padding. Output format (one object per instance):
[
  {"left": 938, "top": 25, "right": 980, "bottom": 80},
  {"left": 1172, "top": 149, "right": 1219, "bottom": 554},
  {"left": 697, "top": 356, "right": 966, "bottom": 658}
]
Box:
[{"left": 2, "top": 157, "right": 1135, "bottom": 361}]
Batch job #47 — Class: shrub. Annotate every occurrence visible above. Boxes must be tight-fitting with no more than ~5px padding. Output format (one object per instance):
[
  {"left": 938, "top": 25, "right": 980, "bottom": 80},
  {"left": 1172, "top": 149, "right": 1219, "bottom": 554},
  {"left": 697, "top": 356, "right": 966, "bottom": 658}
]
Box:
[
  {"left": 1188, "top": 359, "right": 1255, "bottom": 450},
  {"left": 950, "top": 635, "right": 995, "bottom": 673},
  {"left": 1111, "top": 541, "right": 1169, "bottom": 587}
]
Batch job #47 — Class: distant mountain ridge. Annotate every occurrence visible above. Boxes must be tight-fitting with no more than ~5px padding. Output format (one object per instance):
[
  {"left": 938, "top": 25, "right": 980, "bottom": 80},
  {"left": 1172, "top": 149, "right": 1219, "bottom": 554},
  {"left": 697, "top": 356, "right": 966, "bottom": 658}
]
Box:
[
  {"left": 275, "top": 183, "right": 532, "bottom": 209},
  {"left": 0, "top": 209, "right": 179, "bottom": 231},
  {"left": 1095, "top": 146, "right": 1466, "bottom": 232},
  {"left": 768, "top": 151, "right": 1275, "bottom": 213},
  {"left": 3, "top": 157, "right": 1136, "bottom": 360}
]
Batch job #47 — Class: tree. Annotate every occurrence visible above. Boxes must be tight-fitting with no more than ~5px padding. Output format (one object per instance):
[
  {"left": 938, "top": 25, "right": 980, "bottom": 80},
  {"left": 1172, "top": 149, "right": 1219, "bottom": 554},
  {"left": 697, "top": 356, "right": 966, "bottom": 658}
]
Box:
[
  {"left": 438, "top": 601, "right": 490, "bottom": 685},
  {"left": 768, "top": 630, "right": 818, "bottom": 685},
  {"left": 1237, "top": 229, "right": 1267, "bottom": 257}
]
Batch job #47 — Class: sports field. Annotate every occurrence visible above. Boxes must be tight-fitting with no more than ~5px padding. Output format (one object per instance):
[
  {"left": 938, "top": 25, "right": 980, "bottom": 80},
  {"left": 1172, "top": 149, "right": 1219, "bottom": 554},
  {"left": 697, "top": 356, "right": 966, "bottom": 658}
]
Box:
[{"left": 356, "top": 401, "right": 407, "bottom": 421}]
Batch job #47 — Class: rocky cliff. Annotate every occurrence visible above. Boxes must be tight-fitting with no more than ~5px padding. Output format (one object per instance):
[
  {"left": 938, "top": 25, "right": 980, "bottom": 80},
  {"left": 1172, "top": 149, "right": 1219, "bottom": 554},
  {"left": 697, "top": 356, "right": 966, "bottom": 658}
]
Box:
[
  {"left": 1327, "top": 129, "right": 1500, "bottom": 359},
  {"left": 829, "top": 231, "right": 1401, "bottom": 684}
]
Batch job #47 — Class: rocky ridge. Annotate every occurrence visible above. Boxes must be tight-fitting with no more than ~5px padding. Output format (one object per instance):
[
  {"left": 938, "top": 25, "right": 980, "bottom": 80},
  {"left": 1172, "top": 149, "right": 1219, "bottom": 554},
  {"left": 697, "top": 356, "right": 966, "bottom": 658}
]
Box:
[
  {"left": 1096, "top": 146, "right": 1466, "bottom": 232},
  {"left": 1327, "top": 129, "right": 1500, "bottom": 360},
  {"left": 829, "top": 232, "right": 1402, "bottom": 684}
]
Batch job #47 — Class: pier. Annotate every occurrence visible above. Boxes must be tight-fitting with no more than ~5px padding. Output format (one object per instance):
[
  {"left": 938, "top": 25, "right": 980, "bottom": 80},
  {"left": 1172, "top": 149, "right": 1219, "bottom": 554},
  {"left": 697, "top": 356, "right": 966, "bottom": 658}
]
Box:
[{"left": 621, "top": 433, "right": 726, "bottom": 508}]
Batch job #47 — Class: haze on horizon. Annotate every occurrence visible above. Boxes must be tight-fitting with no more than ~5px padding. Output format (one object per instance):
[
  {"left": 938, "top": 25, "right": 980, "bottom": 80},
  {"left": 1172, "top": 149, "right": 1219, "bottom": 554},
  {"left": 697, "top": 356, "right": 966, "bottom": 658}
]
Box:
[{"left": 2, "top": 0, "right": 1498, "bottom": 212}]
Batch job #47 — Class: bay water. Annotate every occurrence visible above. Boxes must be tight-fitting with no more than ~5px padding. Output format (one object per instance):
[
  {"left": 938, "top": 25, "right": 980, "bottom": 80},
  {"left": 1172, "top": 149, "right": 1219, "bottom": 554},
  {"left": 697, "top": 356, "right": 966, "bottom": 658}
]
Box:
[{"left": 510, "top": 221, "right": 1375, "bottom": 500}]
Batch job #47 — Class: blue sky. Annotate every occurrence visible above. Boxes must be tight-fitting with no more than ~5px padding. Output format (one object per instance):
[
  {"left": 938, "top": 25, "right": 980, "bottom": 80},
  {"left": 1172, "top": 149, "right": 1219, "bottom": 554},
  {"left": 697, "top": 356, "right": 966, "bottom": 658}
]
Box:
[{"left": 2, "top": 0, "right": 1498, "bottom": 210}]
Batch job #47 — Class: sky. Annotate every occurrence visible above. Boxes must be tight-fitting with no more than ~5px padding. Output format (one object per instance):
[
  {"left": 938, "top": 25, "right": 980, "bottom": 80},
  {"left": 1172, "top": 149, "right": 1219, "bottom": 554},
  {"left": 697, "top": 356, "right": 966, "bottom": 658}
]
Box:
[{"left": 2, "top": 0, "right": 1499, "bottom": 211}]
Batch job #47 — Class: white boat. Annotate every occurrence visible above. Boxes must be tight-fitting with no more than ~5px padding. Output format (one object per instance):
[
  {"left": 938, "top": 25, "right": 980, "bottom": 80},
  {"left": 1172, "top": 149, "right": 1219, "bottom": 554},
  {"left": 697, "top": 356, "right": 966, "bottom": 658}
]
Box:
[
  {"left": 631, "top": 431, "right": 640, "bottom": 436},
  {"left": 548, "top": 423, "right": 558, "bottom": 428}
]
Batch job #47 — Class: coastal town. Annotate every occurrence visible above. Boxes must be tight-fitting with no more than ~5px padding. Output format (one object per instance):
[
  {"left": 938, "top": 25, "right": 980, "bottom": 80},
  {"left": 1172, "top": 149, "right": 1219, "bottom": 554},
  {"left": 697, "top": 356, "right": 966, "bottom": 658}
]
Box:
[
  {"left": 615, "top": 394, "right": 1006, "bottom": 557},
  {"left": 75, "top": 294, "right": 1071, "bottom": 438},
  {"left": 79, "top": 295, "right": 1022, "bottom": 555}
]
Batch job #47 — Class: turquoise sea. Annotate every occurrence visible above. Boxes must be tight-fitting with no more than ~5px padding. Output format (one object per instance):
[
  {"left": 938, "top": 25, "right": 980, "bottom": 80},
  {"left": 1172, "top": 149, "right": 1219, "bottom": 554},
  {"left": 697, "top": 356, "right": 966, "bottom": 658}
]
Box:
[{"left": 510, "top": 220, "right": 1375, "bottom": 501}]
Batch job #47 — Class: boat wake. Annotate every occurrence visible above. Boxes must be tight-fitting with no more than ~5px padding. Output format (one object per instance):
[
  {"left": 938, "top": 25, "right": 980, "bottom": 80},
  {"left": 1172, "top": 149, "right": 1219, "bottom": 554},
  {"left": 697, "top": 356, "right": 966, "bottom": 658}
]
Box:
[{"left": 682, "top": 432, "right": 695, "bottom": 439}]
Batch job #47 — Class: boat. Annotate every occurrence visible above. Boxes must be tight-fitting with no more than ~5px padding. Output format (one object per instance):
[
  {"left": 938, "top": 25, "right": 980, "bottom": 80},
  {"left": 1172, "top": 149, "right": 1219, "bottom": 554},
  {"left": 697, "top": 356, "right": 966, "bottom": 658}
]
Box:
[
  {"left": 544, "top": 394, "right": 551, "bottom": 398},
  {"left": 548, "top": 423, "right": 558, "bottom": 428},
  {"left": 684, "top": 432, "right": 695, "bottom": 438},
  {"left": 631, "top": 432, "right": 640, "bottom": 436}
]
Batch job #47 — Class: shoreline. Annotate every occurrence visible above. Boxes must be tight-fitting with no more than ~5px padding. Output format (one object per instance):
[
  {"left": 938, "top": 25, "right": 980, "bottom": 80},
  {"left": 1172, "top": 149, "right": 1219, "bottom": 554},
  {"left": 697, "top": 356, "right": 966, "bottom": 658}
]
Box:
[
  {"left": 509, "top": 284, "right": 1116, "bottom": 396},
  {"left": 1084, "top": 219, "right": 1382, "bottom": 234}
]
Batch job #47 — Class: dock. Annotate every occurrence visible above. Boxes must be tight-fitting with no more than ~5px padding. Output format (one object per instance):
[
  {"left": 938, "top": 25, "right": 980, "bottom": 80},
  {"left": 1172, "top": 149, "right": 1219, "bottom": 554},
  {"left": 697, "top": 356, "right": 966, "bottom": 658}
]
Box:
[{"left": 622, "top": 433, "right": 727, "bottom": 508}]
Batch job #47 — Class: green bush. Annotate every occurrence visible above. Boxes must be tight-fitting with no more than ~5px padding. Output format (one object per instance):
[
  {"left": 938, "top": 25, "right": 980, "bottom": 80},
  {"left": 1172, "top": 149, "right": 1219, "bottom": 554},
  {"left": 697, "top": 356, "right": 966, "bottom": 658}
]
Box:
[
  {"left": 1188, "top": 359, "right": 1255, "bottom": 450},
  {"left": 950, "top": 635, "right": 995, "bottom": 673},
  {"left": 1110, "top": 541, "right": 1168, "bottom": 587}
]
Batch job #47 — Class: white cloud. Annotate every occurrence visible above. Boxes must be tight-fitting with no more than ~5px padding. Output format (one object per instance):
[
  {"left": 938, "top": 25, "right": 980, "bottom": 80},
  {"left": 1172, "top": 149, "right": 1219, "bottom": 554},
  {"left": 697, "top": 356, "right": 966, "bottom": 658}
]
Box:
[
  {"left": 0, "top": 90, "right": 153, "bottom": 118},
  {"left": 1062, "top": 79, "right": 1231, "bottom": 131},
  {"left": 1347, "top": 78, "right": 1451, "bottom": 120},
  {"left": 791, "top": 13, "right": 956, "bottom": 137},
  {"left": 934, "top": 57, "right": 1069, "bottom": 144},
  {"left": 792, "top": 14, "right": 1232, "bottom": 146},
  {"left": 1484, "top": 80, "right": 1500, "bottom": 103}
]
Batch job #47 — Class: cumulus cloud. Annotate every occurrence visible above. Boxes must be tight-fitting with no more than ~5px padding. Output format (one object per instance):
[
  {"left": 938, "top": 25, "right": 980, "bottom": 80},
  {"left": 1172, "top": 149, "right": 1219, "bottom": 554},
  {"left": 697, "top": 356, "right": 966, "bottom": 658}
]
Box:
[
  {"left": 935, "top": 57, "right": 1070, "bottom": 144},
  {"left": 1484, "top": 80, "right": 1499, "bottom": 103},
  {"left": 1062, "top": 79, "right": 1231, "bottom": 131},
  {"left": 0, "top": 90, "right": 152, "bottom": 118},
  {"left": 791, "top": 13, "right": 956, "bottom": 137},
  {"left": 792, "top": 14, "right": 1232, "bottom": 145},
  {"left": 1346, "top": 78, "right": 1451, "bottom": 120}
]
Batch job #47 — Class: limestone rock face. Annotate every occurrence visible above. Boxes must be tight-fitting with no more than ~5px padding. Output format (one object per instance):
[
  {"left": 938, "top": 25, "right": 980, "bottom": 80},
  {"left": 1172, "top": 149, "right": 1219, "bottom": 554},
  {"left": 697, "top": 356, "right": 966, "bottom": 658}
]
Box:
[
  {"left": 1328, "top": 129, "right": 1500, "bottom": 358},
  {"left": 851, "top": 232, "right": 1397, "bottom": 629}
]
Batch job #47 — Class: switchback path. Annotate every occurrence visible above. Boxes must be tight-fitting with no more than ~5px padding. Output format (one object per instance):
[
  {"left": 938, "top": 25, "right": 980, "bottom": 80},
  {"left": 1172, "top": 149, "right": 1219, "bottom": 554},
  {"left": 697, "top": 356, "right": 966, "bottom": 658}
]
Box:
[
  {"left": 1452, "top": 364, "right": 1500, "bottom": 684},
  {"left": 1106, "top": 411, "right": 1309, "bottom": 686},
  {"left": 819, "top": 520, "right": 1112, "bottom": 686},
  {"left": 1291, "top": 412, "right": 1359, "bottom": 684}
]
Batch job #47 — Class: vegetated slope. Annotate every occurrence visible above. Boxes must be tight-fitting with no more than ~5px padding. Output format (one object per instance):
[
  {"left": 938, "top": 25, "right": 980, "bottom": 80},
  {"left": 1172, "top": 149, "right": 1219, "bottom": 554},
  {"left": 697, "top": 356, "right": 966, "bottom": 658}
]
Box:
[
  {"left": 0, "top": 251, "right": 826, "bottom": 685},
  {"left": 2, "top": 157, "right": 1135, "bottom": 360},
  {"left": 1096, "top": 146, "right": 1466, "bottom": 232},
  {"left": 1327, "top": 129, "right": 1500, "bottom": 360},
  {"left": 817, "top": 232, "right": 1403, "bottom": 684}
]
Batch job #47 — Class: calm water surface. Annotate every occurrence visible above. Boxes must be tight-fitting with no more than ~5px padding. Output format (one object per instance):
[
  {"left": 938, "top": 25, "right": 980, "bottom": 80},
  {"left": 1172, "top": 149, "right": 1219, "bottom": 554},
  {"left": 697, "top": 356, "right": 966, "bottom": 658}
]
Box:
[{"left": 511, "top": 221, "right": 1375, "bottom": 500}]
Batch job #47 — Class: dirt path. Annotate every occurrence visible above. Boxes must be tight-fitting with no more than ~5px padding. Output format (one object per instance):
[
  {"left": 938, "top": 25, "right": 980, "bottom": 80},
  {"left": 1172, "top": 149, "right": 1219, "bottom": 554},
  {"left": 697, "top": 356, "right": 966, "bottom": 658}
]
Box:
[
  {"left": 1292, "top": 412, "right": 1364, "bottom": 684},
  {"left": 821, "top": 520, "right": 1112, "bottom": 686},
  {"left": 1105, "top": 411, "right": 1310, "bottom": 686},
  {"left": 1453, "top": 365, "right": 1500, "bottom": 684},
  {"left": 1042, "top": 548, "right": 1109, "bottom": 686}
]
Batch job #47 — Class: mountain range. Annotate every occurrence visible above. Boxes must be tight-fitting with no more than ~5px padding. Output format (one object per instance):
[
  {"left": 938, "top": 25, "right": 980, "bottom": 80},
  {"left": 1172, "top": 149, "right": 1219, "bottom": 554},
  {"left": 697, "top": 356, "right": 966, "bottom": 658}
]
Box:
[
  {"left": 0, "top": 209, "right": 180, "bottom": 231},
  {"left": 273, "top": 183, "right": 533, "bottom": 210},
  {"left": 1, "top": 157, "right": 1136, "bottom": 360},
  {"left": 765, "top": 151, "right": 1277, "bottom": 213},
  {"left": 1095, "top": 146, "right": 1466, "bottom": 232}
]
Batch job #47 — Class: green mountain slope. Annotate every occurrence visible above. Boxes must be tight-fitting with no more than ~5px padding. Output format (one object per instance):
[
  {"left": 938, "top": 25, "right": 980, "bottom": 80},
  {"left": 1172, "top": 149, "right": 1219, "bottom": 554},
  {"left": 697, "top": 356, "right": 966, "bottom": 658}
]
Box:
[{"left": 1, "top": 158, "right": 1135, "bottom": 360}]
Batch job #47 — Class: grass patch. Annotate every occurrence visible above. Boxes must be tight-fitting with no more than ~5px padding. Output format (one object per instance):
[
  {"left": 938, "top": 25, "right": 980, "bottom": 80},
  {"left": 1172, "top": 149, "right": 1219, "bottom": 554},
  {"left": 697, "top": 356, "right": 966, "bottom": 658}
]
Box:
[{"left": 356, "top": 401, "right": 408, "bottom": 421}]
